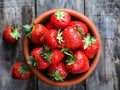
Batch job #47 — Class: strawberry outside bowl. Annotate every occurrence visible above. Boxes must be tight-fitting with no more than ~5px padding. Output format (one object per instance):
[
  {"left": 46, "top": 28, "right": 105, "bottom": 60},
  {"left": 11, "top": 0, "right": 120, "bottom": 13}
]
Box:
[{"left": 23, "top": 8, "right": 102, "bottom": 87}]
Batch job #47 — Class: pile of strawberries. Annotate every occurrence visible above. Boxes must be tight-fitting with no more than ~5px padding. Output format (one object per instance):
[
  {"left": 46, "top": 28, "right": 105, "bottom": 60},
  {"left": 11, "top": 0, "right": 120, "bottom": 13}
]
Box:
[{"left": 2, "top": 9, "right": 100, "bottom": 81}]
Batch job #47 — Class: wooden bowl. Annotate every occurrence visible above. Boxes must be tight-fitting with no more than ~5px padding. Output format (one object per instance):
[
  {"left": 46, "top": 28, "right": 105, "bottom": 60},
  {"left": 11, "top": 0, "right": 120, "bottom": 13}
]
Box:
[{"left": 23, "top": 8, "right": 101, "bottom": 87}]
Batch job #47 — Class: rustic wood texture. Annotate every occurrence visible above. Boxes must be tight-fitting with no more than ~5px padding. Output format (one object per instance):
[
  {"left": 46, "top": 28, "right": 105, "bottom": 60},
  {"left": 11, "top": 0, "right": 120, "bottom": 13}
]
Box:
[
  {"left": 85, "top": 0, "right": 120, "bottom": 90},
  {"left": 0, "top": 0, "right": 36, "bottom": 90},
  {"left": 0, "top": 0, "right": 120, "bottom": 90}
]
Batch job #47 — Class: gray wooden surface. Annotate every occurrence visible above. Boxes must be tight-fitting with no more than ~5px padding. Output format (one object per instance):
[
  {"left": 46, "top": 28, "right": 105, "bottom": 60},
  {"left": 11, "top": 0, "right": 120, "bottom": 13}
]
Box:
[{"left": 0, "top": 0, "right": 120, "bottom": 90}]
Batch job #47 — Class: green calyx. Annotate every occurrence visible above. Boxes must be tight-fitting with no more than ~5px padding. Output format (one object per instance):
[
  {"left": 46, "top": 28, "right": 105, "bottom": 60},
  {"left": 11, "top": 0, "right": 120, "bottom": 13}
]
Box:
[
  {"left": 82, "top": 33, "right": 96, "bottom": 49},
  {"left": 61, "top": 48, "right": 76, "bottom": 65},
  {"left": 27, "top": 56, "right": 38, "bottom": 67},
  {"left": 10, "top": 27, "right": 21, "bottom": 40},
  {"left": 76, "top": 26, "right": 84, "bottom": 37},
  {"left": 41, "top": 46, "right": 53, "bottom": 63},
  {"left": 19, "top": 64, "right": 29, "bottom": 75},
  {"left": 23, "top": 23, "right": 34, "bottom": 38},
  {"left": 48, "top": 70, "right": 64, "bottom": 81},
  {"left": 66, "top": 56, "right": 76, "bottom": 65},
  {"left": 56, "top": 29, "right": 64, "bottom": 45},
  {"left": 55, "top": 9, "right": 65, "bottom": 20}
]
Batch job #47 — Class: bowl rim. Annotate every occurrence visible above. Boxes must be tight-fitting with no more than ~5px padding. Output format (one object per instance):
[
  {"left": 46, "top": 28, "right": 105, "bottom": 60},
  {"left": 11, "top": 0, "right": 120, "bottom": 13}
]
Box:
[{"left": 23, "top": 8, "right": 102, "bottom": 87}]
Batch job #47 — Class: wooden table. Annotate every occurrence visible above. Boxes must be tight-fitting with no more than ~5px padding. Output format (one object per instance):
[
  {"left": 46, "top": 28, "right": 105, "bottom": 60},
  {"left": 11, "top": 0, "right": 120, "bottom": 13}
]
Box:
[{"left": 0, "top": 0, "right": 120, "bottom": 90}]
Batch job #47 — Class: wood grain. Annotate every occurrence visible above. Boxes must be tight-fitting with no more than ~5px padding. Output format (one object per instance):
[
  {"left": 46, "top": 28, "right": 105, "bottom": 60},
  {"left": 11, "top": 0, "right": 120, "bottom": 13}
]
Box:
[
  {"left": 36, "top": 0, "right": 84, "bottom": 15},
  {"left": 0, "top": 0, "right": 35, "bottom": 90},
  {"left": 85, "top": 0, "right": 120, "bottom": 90},
  {"left": 0, "top": 0, "right": 120, "bottom": 90}
]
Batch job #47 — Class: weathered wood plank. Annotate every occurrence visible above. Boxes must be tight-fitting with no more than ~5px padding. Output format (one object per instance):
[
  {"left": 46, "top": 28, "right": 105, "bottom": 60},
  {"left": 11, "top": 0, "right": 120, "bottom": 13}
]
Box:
[
  {"left": 85, "top": 0, "right": 120, "bottom": 90},
  {"left": 0, "top": 0, "right": 36, "bottom": 90},
  {"left": 0, "top": 0, "right": 33, "bottom": 7},
  {"left": 36, "top": 0, "right": 85, "bottom": 90},
  {"left": 1, "top": 0, "right": 119, "bottom": 90},
  {"left": 36, "top": 0, "right": 84, "bottom": 16}
]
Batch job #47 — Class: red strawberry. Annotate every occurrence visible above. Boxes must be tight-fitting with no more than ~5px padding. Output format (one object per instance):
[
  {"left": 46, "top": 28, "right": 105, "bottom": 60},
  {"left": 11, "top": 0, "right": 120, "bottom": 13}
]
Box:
[
  {"left": 12, "top": 62, "right": 32, "bottom": 80},
  {"left": 62, "top": 49, "right": 89, "bottom": 74},
  {"left": 23, "top": 24, "right": 48, "bottom": 45},
  {"left": 41, "top": 46, "right": 64, "bottom": 65},
  {"left": 62, "top": 26, "right": 82, "bottom": 50},
  {"left": 68, "top": 21, "right": 88, "bottom": 36},
  {"left": 50, "top": 9, "right": 71, "bottom": 29},
  {"left": 48, "top": 62, "right": 68, "bottom": 81},
  {"left": 44, "top": 29, "right": 63, "bottom": 49},
  {"left": 29, "top": 47, "right": 50, "bottom": 69},
  {"left": 81, "top": 33, "right": 100, "bottom": 59},
  {"left": 45, "top": 21, "right": 54, "bottom": 29},
  {"left": 2, "top": 27, "right": 21, "bottom": 44}
]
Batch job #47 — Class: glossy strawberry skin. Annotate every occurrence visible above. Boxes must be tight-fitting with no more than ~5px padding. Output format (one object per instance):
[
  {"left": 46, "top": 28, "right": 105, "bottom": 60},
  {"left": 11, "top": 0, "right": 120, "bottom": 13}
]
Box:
[
  {"left": 45, "top": 21, "right": 54, "bottom": 29},
  {"left": 66, "top": 51, "right": 89, "bottom": 74},
  {"left": 48, "top": 62, "right": 68, "bottom": 80},
  {"left": 68, "top": 21, "right": 88, "bottom": 36},
  {"left": 30, "top": 24, "right": 48, "bottom": 45},
  {"left": 63, "top": 26, "right": 82, "bottom": 50},
  {"left": 50, "top": 10, "right": 71, "bottom": 29},
  {"left": 51, "top": 49, "right": 64, "bottom": 65},
  {"left": 30, "top": 47, "right": 50, "bottom": 69},
  {"left": 44, "top": 29, "right": 59, "bottom": 49},
  {"left": 3, "top": 27, "right": 17, "bottom": 44},
  {"left": 12, "top": 62, "right": 32, "bottom": 80},
  {"left": 81, "top": 40, "right": 100, "bottom": 59}
]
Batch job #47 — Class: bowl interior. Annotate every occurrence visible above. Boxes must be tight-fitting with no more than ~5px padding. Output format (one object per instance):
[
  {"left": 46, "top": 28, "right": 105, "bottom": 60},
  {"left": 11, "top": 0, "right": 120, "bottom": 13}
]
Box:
[{"left": 23, "top": 9, "right": 101, "bottom": 87}]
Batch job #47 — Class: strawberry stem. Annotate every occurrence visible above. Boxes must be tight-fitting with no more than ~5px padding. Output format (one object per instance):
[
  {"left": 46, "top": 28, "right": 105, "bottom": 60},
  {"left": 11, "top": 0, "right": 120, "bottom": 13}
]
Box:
[
  {"left": 56, "top": 29, "right": 64, "bottom": 45},
  {"left": 55, "top": 9, "right": 65, "bottom": 20},
  {"left": 82, "top": 33, "right": 96, "bottom": 49},
  {"left": 61, "top": 48, "right": 76, "bottom": 65},
  {"left": 76, "top": 26, "right": 84, "bottom": 37},
  {"left": 41, "top": 46, "right": 53, "bottom": 63},
  {"left": 61, "top": 48, "right": 73, "bottom": 57},
  {"left": 28, "top": 56, "right": 38, "bottom": 67},
  {"left": 23, "top": 23, "right": 34, "bottom": 38},
  {"left": 48, "top": 70, "right": 64, "bottom": 81},
  {"left": 19, "top": 64, "right": 29, "bottom": 75},
  {"left": 10, "top": 27, "right": 21, "bottom": 40}
]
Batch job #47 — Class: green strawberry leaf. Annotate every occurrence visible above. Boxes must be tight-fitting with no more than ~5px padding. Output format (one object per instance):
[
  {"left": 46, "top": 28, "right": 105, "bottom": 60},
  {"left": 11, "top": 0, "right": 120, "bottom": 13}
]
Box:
[
  {"left": 66, "top": 56, "right": 76, "bottom": 65},
  {"left": 82, "top": 33, "right": 96, "bottom": 49},
  {"left": 55, "top": 9, "right": 65, "bottom": 20},
  {"left": 28, "top": 56, "right": 38, "bottom": 67},
  {"left": 41, "top": 46, "right": 53, "bottom": 63},
  {"left": 19, "top": 64, "right": 29, "bottom": 75},
  {"left": 61, "top": 48, "right": 76, "bottom": 65},
  {"left": 48, "top": 70, "right": 64, "bottom": 81},
  {"left": 56, "top": 29, "right": 64, "bottom": 44},
  {"left": 76, "top": 25, "right": 84, "bottom": 37},
  {"left": 23, "top": 25, "right": 32, "bottom": 32},
  {"left": 10, "top": 27, "right": 21, "bottom": 40},
  {"left": 23, "top": 24, "right": 33, "bottom": 38},
  {"left": 61, "top": 48, "right": 73, "bottom": 57}
]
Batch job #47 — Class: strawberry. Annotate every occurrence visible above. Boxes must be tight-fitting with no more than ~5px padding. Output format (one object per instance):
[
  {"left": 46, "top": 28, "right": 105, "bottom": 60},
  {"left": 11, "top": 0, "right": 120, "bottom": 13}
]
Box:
[
  {"left": 41, "top": 46, "right": 64, "bottom": 64},
  {"left": 2, "top": 27, "right": 21, "bottom": 44},
  {"left": 61, "top": 48, "right": 89, "bottom": 74},
  {"left": 48, "top": 62, "right": 68, "bottom": 81},
  {"left": 62, "top": 26, "right": 82, "bottom": 50},
  {"left": 29, "top": 47, "right": 50, "bottom": 69},
  {"left": 50, "top": 9, "right": 71, "bottom": 29},
  {"left": 44, "top": 29, "right": 63, "bottom": 49},
  {"left": 45, "top": 21, "right": 54, "bottom": 29},
  {"left": 81, "top": 33, "right": 100, "bottom": 59},
  {"left": 23, "top": 24, "right": 48, "bottom": 45},
  {"left": 12, "top": 62, "right": 32, "bottom": 80},
  {"left": 29, "top": 46, "right": 64, "bottom": 69},
  {"left": 68, "top": 21, "right": 88, "bottom": 37}
]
